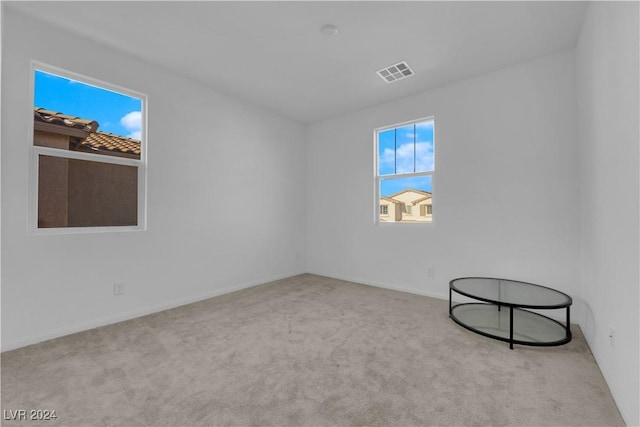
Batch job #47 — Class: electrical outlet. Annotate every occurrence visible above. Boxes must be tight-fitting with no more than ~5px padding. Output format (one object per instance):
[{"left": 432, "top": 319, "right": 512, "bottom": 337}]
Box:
[
  {"left": 113, "top": 282, "right": 125, "bottom": 296},
  {"left": 427, "top": 266, "right": 435, "bottom": 278}
]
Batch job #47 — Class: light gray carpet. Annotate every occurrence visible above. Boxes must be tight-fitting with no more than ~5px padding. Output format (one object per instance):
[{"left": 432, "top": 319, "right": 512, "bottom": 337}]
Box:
[{"left": 1, "top": 274, "right": 624, "bottom": 426}]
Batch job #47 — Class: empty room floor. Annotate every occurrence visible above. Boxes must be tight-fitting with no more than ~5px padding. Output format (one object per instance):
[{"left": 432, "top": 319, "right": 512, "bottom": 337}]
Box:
[{"left": 1, "top": 274, "right": 624, "bottom": 426}]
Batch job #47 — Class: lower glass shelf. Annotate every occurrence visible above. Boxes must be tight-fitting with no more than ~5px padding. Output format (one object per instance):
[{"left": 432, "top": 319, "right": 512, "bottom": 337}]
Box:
[{"left": 450, "top": 303, "right": 571, "bottom": 346}]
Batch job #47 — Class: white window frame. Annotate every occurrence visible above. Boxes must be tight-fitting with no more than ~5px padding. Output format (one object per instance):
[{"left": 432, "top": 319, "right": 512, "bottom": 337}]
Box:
[
  {"left": 373, "top": 116, "right": 435, "bottom": 225},
  {"left": 28, "top": 61, "right": 148, "bottom": 235}
]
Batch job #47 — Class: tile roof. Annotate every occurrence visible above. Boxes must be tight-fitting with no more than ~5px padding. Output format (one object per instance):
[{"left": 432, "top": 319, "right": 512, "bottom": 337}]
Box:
[
  {"left": 412, "top": 195, "right": 432, "bottom": 204},
  {"left": 81, "top": 132, "right": 141, "bottom": 157},
  {"left": 380, "top": 196, "right": 402, "bottom": 204},
  {"left": 389, "top": 188, "right": 432, "bottom": 199},
  {"left": 34, "top": 108, "right": 140, "bottom": 157},
  {"left": 34, "top": 107, "right": 98, "bottom": 133}
]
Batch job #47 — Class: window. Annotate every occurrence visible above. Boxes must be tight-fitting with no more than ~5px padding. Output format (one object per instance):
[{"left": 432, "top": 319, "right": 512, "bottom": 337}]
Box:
[
  {"left": 380, "top": 205, "right": 388, "bottom": 215},
  {"left": 375, "top": 117, "right": 434, "bottom": 223},
  {"left": 31, "top": 63, "right": 147, "bottom": 232},
  {"left": 419, "top": 204, "right": 433, "bottom": 217}
]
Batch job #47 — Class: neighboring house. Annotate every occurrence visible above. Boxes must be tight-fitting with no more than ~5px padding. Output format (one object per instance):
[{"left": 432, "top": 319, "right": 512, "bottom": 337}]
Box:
[
  {"left": 34, "top": 108, "right": 140, "bottom": 228},
  {"left": 379, "top": 188, "right": 432, "bottom": 222}
]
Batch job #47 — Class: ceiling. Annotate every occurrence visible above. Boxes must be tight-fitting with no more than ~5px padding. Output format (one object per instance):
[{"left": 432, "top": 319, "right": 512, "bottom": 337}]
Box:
[{"left": 5, "top": 1, "right": 587, "bottom": 124}]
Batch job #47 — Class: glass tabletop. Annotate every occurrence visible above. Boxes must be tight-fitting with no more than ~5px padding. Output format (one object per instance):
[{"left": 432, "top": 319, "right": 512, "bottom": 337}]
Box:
[{"left": 450, "top": 277, "right": 572, "bottom": 309}]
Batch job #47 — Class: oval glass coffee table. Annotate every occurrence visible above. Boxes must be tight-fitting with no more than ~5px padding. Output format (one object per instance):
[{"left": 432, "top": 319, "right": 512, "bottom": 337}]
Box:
[{"left": 449, "top": 277, "right": 572, "bottom": 349}]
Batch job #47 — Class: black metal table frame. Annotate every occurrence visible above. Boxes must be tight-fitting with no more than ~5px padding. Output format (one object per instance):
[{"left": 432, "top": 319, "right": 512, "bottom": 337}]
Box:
[{"left": 449, "top": 277, "right": 572, "bottom": 350}]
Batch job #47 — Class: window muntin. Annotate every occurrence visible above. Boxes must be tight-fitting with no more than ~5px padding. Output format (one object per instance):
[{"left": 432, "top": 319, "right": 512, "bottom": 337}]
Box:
[
  {"left": 30, "top": 63, "right": 147, "bottom": 232},
  {"left": 375, "top": 118, "right": 434, "bottom": 224}
]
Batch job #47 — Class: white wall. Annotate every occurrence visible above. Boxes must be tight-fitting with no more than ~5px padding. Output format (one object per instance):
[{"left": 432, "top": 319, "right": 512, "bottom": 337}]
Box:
[
  {"left": 576, "top": 3, "right": 640, "bottom": 425},
  {"left": 1, "top": 9, "right": 307, "bottom": 351},
  {"left": 307, "top": 51, "right": 580, "bottom": 308}
]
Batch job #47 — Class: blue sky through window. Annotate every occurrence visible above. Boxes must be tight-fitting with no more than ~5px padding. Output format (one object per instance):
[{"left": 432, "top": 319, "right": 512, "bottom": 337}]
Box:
[
  {"left": 378, "top": 120, "right": 434, "bottom": 196},
  {"left": 381, "top": 175, "right": 432, "bottom": 197},
  {"left": 34, "top": 70, "right": 142, "bottom": 139}
]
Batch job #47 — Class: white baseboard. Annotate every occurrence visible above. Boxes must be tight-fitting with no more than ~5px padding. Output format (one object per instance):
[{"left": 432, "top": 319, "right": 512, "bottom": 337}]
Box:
[
  {"left": 305, "top": 270, "right": 575, "bottom": 324},
  {"left": 306, "top": 269, "right": 452, "bottom": 302},
  {"left": 589, "top": 345, "right": 637, "bottom": 427},
  {"left": 0, "top": 269, "right": 579, "bottom": 350},
  {"left": 1, "top": 270, "right": 306, "bottom": 352}
]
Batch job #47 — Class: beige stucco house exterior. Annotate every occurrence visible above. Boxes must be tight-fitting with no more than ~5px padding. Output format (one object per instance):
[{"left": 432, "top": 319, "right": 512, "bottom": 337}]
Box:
[{"left": 379, "top": 189, "right": 432, "bottom": 223}]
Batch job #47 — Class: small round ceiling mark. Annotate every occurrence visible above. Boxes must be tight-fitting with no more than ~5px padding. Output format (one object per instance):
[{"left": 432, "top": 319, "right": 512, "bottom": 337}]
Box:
[{"left": 320, "top": 24, "right": 339, "bottom": 36}]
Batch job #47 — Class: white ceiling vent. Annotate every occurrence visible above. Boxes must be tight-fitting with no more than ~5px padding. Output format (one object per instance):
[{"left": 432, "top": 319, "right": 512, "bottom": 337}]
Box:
[{"left": 376, "top": 61, "right": 415, "bottom": 83}]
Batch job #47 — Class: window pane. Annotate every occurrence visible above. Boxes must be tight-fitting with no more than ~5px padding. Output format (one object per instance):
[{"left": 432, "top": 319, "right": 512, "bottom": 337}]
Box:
[
  {"left": 38, "top": 155, "right": 138, "bottom": 228},
  {"left": 377, "top": 119, "right": 434, "bottom": 176},
  {"left": 379, "top": 175, "right": 432, "bottom": 223},
  {"left": 378, "top": 128, "right": 396, "bottom": 175},
  {"left": 394, "top": 124, "right": 415, "bottom": 174},
  {"left": 415, "top": 120, "right": 434, "bottom": 172},
  {"left": 34, "top": 70, "right": 142, "bottom": 160}
]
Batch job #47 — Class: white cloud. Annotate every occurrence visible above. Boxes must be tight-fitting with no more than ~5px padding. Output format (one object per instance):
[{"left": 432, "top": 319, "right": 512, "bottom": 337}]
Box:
[
  {"left": 128, "top": 130, "right": 142, "bottom": 140},
  {"left": 120, "top": 111, "right": 142, "bottom": 139},
  {"left": 380, "top": 148, "right": 396, "bottom": 169},
  {"left": 380, "top": 141, "right": 434, "bottom": 174}
]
